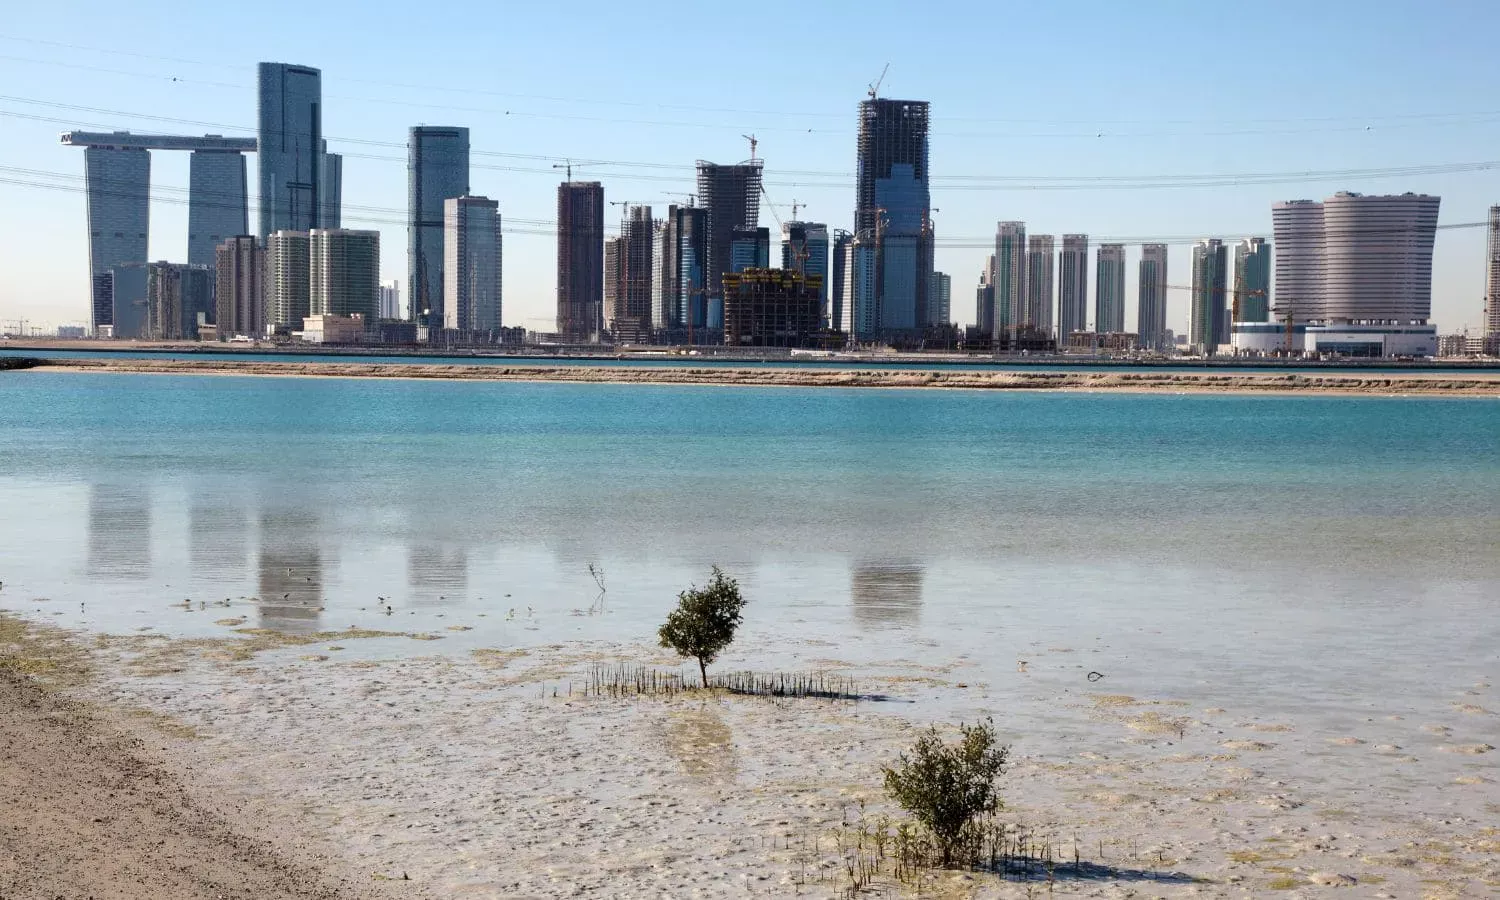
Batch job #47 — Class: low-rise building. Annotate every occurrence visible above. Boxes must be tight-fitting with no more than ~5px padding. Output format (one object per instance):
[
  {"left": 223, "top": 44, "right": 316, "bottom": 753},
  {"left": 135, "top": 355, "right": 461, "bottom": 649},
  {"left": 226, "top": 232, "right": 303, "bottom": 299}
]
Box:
[{"left": 300, "top": 314, "right": 366, "bottom": 344}]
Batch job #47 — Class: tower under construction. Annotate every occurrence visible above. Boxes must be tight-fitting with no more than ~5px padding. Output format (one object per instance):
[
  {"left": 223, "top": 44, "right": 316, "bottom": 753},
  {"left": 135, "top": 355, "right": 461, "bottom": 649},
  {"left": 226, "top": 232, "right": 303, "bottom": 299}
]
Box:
[
  {"left": 556, "top": 181, "right": 605, "bottom": 341},
  {"left": 854, "top": 97, "right": 932, "bottom": 340},
  {"left": 695, "top": 161, "right": 763, "bottom": 303}
]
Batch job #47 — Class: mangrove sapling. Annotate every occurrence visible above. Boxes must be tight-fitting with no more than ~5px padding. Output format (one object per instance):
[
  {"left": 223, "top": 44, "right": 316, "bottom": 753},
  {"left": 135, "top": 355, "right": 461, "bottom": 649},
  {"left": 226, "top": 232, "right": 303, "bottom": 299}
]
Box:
[
  {"left": 881, "top": 716, "right": 1010, "bottom": 867},
  {"left": 657, "top": 566, "right": 746, "bottom": 687}
]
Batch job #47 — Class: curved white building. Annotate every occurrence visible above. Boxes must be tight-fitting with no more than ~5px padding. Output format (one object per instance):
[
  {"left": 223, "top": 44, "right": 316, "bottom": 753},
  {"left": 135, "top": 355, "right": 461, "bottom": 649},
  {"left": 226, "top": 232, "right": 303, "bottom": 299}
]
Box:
[
  {"left": 1270, "top": 200, "right": 1323, "bottom": 322},
  {"left": 1322, "top": 192, "right": 1438, "bottom": 322}
]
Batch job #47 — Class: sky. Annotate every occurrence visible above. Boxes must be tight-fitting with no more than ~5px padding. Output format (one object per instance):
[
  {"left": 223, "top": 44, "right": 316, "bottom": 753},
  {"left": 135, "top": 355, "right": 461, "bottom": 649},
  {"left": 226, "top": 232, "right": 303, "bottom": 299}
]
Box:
[{"left": 2, "top": 0, "right": 1499, "bottom": 336}]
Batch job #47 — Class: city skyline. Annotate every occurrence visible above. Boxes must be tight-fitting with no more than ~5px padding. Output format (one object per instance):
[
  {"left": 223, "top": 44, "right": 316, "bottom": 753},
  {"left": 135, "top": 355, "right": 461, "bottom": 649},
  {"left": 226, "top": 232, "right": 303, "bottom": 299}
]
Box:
[{"left": 2, "top": 3, "right": 1500, "bottom": 337}]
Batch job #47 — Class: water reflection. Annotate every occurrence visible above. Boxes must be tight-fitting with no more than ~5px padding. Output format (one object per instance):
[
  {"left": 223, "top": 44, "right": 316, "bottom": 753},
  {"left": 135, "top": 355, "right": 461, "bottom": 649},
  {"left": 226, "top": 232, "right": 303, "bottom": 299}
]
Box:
[
  {"left": 407, "top": 546, "right": 467, "bottom": 605},
  {"left": 850, "top": 560, "right": 924, "bottom": 628},
  {"left": 189, "top": 490, "right": 248, "bottom": 581},
  {"left": 87, "top": 483, "right": 150, "bottom": 580},
  {"left": 257, "top": 508, "right": 324, "bottom": 631}
]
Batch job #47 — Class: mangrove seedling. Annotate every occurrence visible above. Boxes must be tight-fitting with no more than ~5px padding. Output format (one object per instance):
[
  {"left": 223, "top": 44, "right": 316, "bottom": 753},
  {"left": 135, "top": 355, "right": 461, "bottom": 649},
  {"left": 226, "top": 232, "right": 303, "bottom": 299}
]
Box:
[{"left": 882, "top": 717, "right": 1009, "bottom": 867}]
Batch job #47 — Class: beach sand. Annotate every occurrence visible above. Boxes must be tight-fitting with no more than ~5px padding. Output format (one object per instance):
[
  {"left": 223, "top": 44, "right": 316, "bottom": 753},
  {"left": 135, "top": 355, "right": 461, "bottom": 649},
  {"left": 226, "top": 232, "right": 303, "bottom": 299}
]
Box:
[
  {"left": 19, "top": 357, "right": 1500, "bottom": 395},
  {"left": 5, "top": 612, "right": 1496, "bottom": 898}
]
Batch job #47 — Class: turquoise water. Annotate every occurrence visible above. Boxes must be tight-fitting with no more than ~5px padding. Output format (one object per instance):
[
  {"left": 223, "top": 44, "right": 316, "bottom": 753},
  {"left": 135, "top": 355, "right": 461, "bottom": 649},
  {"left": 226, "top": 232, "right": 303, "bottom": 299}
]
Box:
[{"left": 1, "top": 370, "right": 1497, "bottom": 730}]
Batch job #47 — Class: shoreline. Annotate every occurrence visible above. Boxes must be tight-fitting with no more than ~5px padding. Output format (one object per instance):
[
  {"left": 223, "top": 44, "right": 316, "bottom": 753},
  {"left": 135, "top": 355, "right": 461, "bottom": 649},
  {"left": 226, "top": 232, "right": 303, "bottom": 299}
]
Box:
[{"left": 18, "top": 357, "right": 1500, "bottom": 395}]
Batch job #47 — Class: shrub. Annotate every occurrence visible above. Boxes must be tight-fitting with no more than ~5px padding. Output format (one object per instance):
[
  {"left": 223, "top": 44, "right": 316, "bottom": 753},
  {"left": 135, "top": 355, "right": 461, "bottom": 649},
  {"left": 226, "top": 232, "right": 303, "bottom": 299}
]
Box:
[
  {"left": 882, "top": 717, "right": 1009, "bottom": 867},
  {"left": 657, "top": 566, "right": 746, "bottom": 687}
]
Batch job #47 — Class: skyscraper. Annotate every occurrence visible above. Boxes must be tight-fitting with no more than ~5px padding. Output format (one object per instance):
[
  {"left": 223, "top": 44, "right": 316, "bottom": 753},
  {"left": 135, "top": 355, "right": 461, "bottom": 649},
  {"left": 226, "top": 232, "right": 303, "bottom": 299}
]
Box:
[
  {"left": 975, "top": 255, "right": 995, "bottom": 337},
  {"left": 1138, "top": 244, "right": 1169, "bottom": 350},
  {"left": 1270, "top": 200, "right": 1324, "bottom": 323},
  {"left": 926, "top": 271, "right": 951, "bottom": 326},
  {"left": 1233, "top": 238, "right": 1272, "bottom": 322},
  {"left": 729, "top": 226, "right": 770, "bottom": 273},
  {"left": 1191, "top": 239, "right": 1228, "bottom": 354},
  {"left": 993, "top": 222, "right": 1026, "bottom": 342},
  {"left": 319, "top": 144, "right": 342, "bottom": 229},
  {"left": 407, "top": 126, "right": 471, "bottom": 331},
  {"left": 187, "top": 149, "right": 248, "bottom": 271},
  {"left": 215, "top": 236, "right": 265, "bottom": 339},
  {"left": 855, "top": 98, "right": 932, "bottom": 335},
  {"left": 82, "top": 144, "right": 149, "bottom": 332},
  {"left": 829, "top": 230, "right": 853, "bottom": 334},
  {"left": 266, "top": 230, "right": 311, "bottom": 332},
  {"left": 611, "top": 205, "right": 654, "bottom": 343},
  {"left": 379, "top": 281, "right": 401, "bottom": 320},
  {"left": 556, "top": 181, "right": 604, "bottom": 341},
  {"left": 257, "top": 62, "right": 323, "bottom": 237},
  {"left": 1095, "top": 244, "right": 1126, "bottom": 334},
  {"left": 603, "top": 236, "right": 622, "bottom": 335},
  {"left": 1058, "top": 234, "right": 1089, "bottom": 339},
  {"left": 696, "top": 161, "right": 763, "bottom": 301},
  {"left": 310, "top": 229, "right": 380, "bottom": 325},
  {"left": 674, "top": 206, "right": 709, "bottom": 332},
  {"left": 652, "top": 214, "right": 674, "bottom": 332},
  {"left": 1321, "top": 192, "right": 1438, "bottom": 322},
  {"left": 146, "top": 262, "right": 211, "bottom": 340},
  {"left": 1487, "top": 206, "right": 1500, "bottom": 340},
  {"left": 106, "top": 264, "right": 150, "bottom": 339},
  {"left": 1025, "top": 234, "right": 1055, "bottom": 338},
  {"left": 443, "top": 196, "right": 502, "bottom": 332},
  {"left": 782, "top": 222, "right": 830, "bottom": 317}
]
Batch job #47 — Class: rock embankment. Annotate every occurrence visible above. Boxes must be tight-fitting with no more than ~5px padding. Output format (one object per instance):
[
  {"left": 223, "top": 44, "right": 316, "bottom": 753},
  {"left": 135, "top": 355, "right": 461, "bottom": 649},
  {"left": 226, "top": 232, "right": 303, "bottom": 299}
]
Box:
[{"left": 29, "top": 357, "right": 1500, "bottom": 394}]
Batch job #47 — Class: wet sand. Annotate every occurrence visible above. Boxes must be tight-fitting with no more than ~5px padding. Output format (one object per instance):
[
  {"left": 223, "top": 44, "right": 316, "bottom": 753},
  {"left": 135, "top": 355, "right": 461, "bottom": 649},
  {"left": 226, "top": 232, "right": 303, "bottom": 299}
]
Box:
[
  {"left": 20, "top": 356, "right": 1500, "bottom": 394},
  {"left": 5, "top": 609, "right": 1494, "bottom": 898},
  {"left": 0, "top": 663, "right": 412, "bottom": 900}
]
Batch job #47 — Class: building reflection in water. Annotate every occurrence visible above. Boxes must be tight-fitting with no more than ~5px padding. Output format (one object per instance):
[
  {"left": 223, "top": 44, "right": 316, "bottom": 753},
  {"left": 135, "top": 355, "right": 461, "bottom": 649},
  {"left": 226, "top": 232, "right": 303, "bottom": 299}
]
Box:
[
  {"left": 256, "top": 508, "right": 323, "bottom": 632},
  {"left": 189, "top": 489, "right": 248, "bottom": 582},
  {"left": 407, "top": 546, "right": 467, "bottom": 605},
  {"left": 87, "top": 482, "right": 151, "bottom": 580},
  {"left": 850, "top": 560, "right": 924, "bottom": 628}
]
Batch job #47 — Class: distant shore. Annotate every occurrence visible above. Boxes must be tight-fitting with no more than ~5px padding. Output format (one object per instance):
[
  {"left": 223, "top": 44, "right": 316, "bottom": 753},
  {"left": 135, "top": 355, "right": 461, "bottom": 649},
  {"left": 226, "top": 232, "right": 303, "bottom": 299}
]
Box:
[{"left": 19, "top": 356, "right": 1500, "bottom": 394}]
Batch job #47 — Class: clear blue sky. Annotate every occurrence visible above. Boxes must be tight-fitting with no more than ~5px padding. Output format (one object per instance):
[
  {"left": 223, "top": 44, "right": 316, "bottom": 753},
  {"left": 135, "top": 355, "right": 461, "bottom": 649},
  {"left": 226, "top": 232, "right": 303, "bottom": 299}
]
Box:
[{"left": 2, "top": 0, "right": 1499, "bottom": 334}]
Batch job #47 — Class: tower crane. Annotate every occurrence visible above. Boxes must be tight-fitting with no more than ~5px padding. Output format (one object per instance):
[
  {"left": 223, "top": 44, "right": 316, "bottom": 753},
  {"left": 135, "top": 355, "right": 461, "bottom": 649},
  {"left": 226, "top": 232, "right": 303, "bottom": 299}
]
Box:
[
  {"left": 868, "top": 63, "right": 890, "bottom": 100},
  {"left": 742, "top": 133, "right": 758, "bottom": 161}
]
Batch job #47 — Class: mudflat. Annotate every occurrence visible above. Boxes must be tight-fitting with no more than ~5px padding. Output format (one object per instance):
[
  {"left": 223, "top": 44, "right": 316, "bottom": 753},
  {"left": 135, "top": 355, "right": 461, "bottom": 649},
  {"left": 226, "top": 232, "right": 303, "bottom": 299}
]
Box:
[{"left": 0, "top": 667, "right": 388, "bottom": 900}]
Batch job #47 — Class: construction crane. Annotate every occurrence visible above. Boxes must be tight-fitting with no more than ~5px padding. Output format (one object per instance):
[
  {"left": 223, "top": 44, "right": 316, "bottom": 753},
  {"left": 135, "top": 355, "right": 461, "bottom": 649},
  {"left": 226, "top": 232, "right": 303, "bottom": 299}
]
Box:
[
  {"left": 868, "top": 63, "right": 890, "bottom": 100},
  {"left": 742, "top": 133, "right": 758, "bottom": 161},
  {"left": 552, "top": 159, "right": 581, "bottom": 182},
  {"left": 663, "top": 191, "right": 698, "bottom": 207}
]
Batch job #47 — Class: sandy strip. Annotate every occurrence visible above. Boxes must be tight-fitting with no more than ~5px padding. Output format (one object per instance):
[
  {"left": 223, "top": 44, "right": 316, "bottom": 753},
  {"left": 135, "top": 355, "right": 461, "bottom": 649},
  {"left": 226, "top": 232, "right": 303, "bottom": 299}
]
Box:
[
  {"left": 19, "top": 357, "right": 1500, "bottom": 395},
  {"left": 0, "top": 664, "right": 415, "bottom": 899}
]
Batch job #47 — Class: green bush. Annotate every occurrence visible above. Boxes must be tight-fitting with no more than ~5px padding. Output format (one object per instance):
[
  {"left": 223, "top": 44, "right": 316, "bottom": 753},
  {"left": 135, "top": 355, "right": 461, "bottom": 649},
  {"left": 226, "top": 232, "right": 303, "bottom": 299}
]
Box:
[
  {"left": 882, "top": 717, "right": 1009, "bottom": 866},
  {"left": 657, "top": 566, "right": 746, "bottom": 687}
]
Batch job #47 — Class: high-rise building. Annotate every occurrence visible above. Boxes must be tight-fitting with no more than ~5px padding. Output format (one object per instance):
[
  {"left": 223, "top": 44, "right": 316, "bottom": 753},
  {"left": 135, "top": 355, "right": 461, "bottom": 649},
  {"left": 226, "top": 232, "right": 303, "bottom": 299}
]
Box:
[
  {"left": 850, "top": 238, "right": 878, "bottom": 339},
  {"left": 993, "top": 222, "right": 1026, "bottom": 341},
  {"left": 266, "top": 230, "right": 311, "bottom": 332},
  {"left": 1138, "top": 244, "right": 1169, "bottom": 350},
  {"left": 215, "top": 236, "right": 265, "bottom": 339},
  {"left": 187, "top": 149, "right": 248, "bottom": 272},
  {"left": 556, "top": 181, "right": 605, "bottom": 341},
  {"left": 81, "top": 144, "right": 149, "bottom": 332},
  {"left": 1233, "top": 238, "right": 1272, "bottom": 322},
  {"left": 603, "top": 236, "right": 622, "bottom": 334},
  {"left": 319, "top": 144, "right": 342, "bottom": 229},
  {"left": 673, "top": 206, "right": 709, "bottom": 332},
  {"left": 975, "top": 255, "right": 995, "bottom": 337},
  {"left": 781, "top": 222, "right": 830, "bottom": 315},
  {"left": 856, "top": 98, "right": 932, "bottom": 335},
  {"left": 1190, "top": 239, "right": 1228, "bottom": 354},
  {"left": 829, "top": 230, "right": 853, "bottom": 333},
  {"left": 696, "top": 161, "right": 763, "bottom": 301},
  {"left": 63, "top": 132, "right": 255, "bottom": 332},
  {"left": 1025, "top": 234, "right": 1055, "bottom": 337},
  {"left": 1487, "top": 206, "right": 1500, "bottom": 340},
  {"left": 407, "top": 126, "right": 471, "bottom": 331},
  {"left": 257, "top": 62, "right": 324, "bottom": 237},
  {"left": 146, "top": 262, "right": 212, "bottom": 340},
  {"left": 378, "top": 281, "right": 401, "bottom": 320},
  {"left": 310, "top": 229, "right": 380, "bottom": 325},
  {"left": 1095, "top": 244, "right": 1126, "bottom": 334},
  {"left": 729, "top": 225, "right": 770, "bottom": 274},
  {"left": 1270, "top": 200, "right": 1324, "bottom": 323},
  {"left": 610, "top": 205, "right": 653, "bottom": 343},
  {"left": 1322, "top": 192, "right": 1439, "bottom": 322},
  {"left": 443, "top": 196, "right": 501, "bottom": 332},
  {"left": 926, "top": 271, "right": 951, "bottom": 326},
  {"left": 106, "top": 264, "right": 150, "bottom": 339},
  {"left": 1058, "top": 234, "right": 1089, "bottom": 339},
  {"left": 652, "top": 213, "right": 675, "bottom": 331}
]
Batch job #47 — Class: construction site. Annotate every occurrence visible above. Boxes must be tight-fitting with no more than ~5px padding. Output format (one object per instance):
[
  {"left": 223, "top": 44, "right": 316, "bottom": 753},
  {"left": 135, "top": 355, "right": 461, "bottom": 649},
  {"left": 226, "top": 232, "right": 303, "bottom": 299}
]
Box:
[{"left": 722, "top": 268, "right": 827, "bottom": 349}]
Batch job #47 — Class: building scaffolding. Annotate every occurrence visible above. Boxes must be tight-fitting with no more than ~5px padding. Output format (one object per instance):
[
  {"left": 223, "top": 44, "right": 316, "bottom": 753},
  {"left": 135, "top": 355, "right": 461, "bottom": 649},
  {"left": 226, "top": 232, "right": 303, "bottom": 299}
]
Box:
[{"left": 722, "top": 268, "right": 826, "bottom": 348}]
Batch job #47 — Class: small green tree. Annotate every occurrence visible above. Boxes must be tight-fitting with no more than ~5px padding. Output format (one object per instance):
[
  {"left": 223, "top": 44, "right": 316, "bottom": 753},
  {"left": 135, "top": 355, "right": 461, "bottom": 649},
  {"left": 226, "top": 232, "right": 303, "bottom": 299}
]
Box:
[
  {"left": 657, "top": 566, "right": 746, "bottom": 687},
  {"left": 882, "top": 717, "right": 1009, "bottom": 867}
]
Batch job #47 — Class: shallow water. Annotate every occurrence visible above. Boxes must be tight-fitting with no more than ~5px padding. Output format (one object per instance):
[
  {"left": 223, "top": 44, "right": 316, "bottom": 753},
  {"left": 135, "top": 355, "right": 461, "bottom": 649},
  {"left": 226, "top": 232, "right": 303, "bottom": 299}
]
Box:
[{"left": 1, "top": 372, "right": 1497, "bottom": 738}]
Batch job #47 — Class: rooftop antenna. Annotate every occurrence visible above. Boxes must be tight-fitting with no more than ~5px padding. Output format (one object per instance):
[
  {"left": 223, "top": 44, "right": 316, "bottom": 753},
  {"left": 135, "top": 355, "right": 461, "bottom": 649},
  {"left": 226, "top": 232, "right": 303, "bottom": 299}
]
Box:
[{"left": 868, "top": 63, "right": 890, "bottom": 100}]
